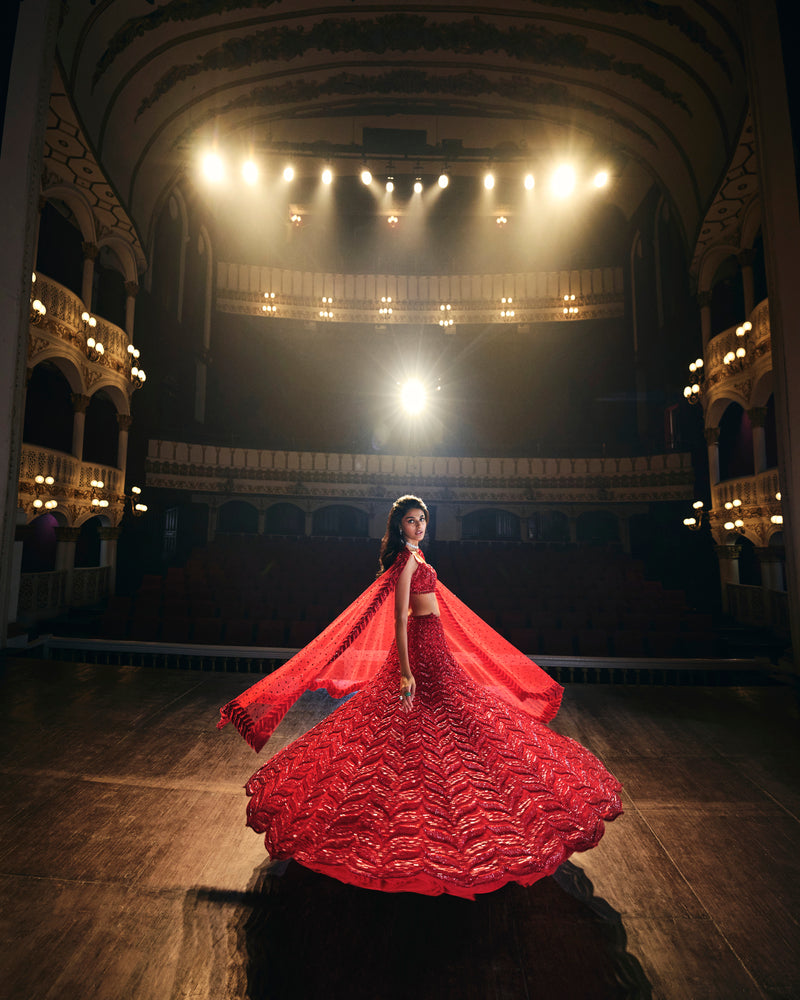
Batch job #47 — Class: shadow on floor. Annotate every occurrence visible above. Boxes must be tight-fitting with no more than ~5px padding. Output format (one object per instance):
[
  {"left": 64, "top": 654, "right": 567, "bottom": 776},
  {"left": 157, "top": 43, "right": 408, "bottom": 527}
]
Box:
[{"left": 173, "top": 860, "right": 652, "bottom": 1000}]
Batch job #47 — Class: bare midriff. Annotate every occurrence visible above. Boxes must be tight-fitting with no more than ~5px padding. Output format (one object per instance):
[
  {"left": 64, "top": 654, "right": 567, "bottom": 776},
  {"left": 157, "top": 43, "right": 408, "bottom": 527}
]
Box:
[{"left": 409, "top": 593, "right": 440, "bottom": 617}]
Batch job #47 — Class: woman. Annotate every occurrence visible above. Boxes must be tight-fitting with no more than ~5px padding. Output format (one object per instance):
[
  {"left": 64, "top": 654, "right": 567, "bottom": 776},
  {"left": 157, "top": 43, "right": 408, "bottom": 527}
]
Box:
[{"left": 219, "top": 495, "right": 622, "bottom": 899}]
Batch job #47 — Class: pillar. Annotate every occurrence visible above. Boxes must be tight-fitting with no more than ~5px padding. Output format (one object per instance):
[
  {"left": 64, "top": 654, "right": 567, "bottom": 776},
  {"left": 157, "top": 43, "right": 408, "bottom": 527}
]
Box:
[
  {"left": 81, "top": 241, "right": 98, "bottom": 309},
  {"left": 742, "top": 0, "right": 800, "bottom": 666},
  {"left": 748, "top": 407, "right": 767, "bottom": 474},
  {"left": 715, "top": 543, "right": 741, "bottom": 615},
  {"left": 54, "top": 526, "right": 80, "bottom": 605},
  {"left": 304, "top": 510, "right": 314, "bottom": 537},
  {"left": 124, "top": 281, "right": 138, "bottom": 340},
  {"left": 738, "top": 249, "right": 756, "bottom": 318},
  {"left": 98, "top": 525, "right": 121, "bottom": 596},
  {"left": 116, "top": 413, "right": 132, "bottom": 482},
  {"left": 71, "top": 393, "right": 90, "bottom": 459},
  {"left": 9, "top": 510, "right": 28, "bottom": 626},
  {"left": 257, "top": 508, "right": 266, "bottom": 535},
  {"left": 705, "top": 426, "right": 720, "bottom": 486},
  {"left": 756, "top": 546, "right": 785, "bottom": 593},
  {"left": 697, "top": 290, "right": 713, "bottom": 350}
]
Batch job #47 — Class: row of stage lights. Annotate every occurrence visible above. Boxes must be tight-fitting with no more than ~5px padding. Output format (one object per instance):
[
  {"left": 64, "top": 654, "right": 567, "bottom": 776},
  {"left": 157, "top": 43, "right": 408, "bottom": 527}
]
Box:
[
  {"left": 201, "top": 153, "right": 610, "bottom": 199},
  {"left": 261, "top": 293, "right": 581, "bottom": 322}
]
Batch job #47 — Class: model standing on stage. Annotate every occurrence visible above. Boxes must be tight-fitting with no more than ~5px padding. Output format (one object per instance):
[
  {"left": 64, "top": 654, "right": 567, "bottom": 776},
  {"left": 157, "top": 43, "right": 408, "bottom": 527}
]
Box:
[{"left": 219, "top": 494, "right": 622, "bottom": 899}]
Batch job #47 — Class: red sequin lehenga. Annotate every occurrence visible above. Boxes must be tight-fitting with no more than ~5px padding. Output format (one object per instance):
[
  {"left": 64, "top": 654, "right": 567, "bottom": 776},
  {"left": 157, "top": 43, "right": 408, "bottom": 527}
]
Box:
[{"left": 218, "top": 548, "right": 622, "bottom": 900}]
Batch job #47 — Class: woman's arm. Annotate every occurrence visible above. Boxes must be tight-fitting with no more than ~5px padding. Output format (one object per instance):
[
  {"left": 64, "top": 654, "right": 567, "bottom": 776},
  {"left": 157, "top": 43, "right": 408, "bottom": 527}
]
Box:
[{"left": 394, "top": 552, "right": 417, "bottom": 711}]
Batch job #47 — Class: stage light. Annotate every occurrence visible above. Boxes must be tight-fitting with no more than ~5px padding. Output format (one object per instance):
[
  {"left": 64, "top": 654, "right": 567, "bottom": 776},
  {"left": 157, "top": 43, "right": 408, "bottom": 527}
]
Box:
[
  {"left": 202, "top": 153, "right": 224, "bottom": 182},
  {"left": 438, "top": 172, "right": 449, "bottom": 189},
  {"left": 401, "top": 379, "right": 426, "bottom": 414},
  {"left": 524, "top": 173, "right": 535, "bottom": 191},
  {"left": 593, "top": 170, "right": 609, "bottom": 188},
  {"left": 484, "top": 172, "right": 495, "bottom": 190},
  {"left": 283, "top": 165, "right": 294, "bottom": 182},
  {"left": 361, "top": 168, "right": 373, "bottom": 185},
  {"left": 322, "top": 167, "right": 333, "bottom": 185},
  {"left": 386, "top": 177, "right": 394, "bottom": 193},
  {"left": 551, "top": 165, "right": 576, "bottom": 198},
  {"left": 413, "top": 178, "right": 423, "bottom": 194},
  {"left": 242, "top": 160, "right": 258, "bottom": 185},
  {"left": 387, "top": 215, "right": 399, "bottom": 227}
]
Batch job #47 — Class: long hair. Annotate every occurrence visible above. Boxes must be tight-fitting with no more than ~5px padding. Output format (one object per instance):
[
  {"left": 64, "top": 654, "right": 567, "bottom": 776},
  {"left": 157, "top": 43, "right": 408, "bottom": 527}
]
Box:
[{"left": 377, "top": 494, "right": 429, "bottom": 575}]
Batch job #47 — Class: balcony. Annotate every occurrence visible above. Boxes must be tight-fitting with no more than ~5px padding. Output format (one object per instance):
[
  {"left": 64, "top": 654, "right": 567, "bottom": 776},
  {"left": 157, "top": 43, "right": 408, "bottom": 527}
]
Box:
[{"left": 19, "top": 443, "right": 123, "bottom": 506}]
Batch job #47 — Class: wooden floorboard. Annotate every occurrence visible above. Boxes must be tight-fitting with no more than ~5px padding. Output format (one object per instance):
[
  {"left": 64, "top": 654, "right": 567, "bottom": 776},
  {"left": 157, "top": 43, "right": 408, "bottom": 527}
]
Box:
[{"left": 0, "top": 656, "right": 797, "bottom": 1000}]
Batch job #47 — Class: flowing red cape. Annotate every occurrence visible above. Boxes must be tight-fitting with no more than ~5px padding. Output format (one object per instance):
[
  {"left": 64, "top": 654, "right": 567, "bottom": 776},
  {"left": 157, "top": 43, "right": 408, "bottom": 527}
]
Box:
[{"left": 218, "top": 548, "right": 563, "bottom": 752}]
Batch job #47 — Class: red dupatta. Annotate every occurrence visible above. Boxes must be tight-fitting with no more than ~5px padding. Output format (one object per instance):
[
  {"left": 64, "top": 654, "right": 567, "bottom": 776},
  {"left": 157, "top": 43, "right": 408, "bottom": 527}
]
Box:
[{"left": 218, "top": 548, "right": 563, "bottom": 752}]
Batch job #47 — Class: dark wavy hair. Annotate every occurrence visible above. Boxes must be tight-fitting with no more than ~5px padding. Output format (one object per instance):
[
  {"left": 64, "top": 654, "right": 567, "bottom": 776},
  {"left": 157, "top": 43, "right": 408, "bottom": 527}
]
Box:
[{"left": 377, "top": 494, "right": 429, "bottom": 575}]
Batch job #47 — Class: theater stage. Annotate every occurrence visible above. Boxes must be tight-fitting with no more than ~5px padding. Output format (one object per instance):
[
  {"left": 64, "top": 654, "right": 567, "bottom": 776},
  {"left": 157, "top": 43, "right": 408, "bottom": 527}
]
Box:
[{"left": 0, "top": 657, "right": 797, "bottom": 999}]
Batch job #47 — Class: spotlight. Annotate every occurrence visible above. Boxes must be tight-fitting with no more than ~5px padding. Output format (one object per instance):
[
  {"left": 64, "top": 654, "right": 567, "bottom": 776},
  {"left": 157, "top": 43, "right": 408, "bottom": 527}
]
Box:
[
  {"left": 283, "top": 165, "right": 294, "bottom": 182},
  {"left": 386, "top": 177, "right": 395, "bottom": 193},
  {"left": 438, "top": 172, "right": 449, "bottom": 189},
  {"left": 413, "top": 178, "right": 423, "bottom": 194},
  {"left": 551, "top": 165, "right": 576, "bottom": 198},
  {"left": 484, "top": 172, "right": 495, "bottom": 190},
  {"left": 400, "top": 379, "right": 426, "bottom": 415},
  {"left": 524, "top": 173, "right": 535, "bottom": 191},
  {"left": 202, "top": 153, "right": 224, "bottom": 182},
  {"left": 593, "top": 170, "right": 609, "bottom": 188},
  {"left": 361, "top": 168, "right": 373, "bottom": 185},
  {"left": 242, "top": 160, "right": 258, "bottom": 185},
  {"left": 322, "top": 167, "right": 333, "bottom": 185}
]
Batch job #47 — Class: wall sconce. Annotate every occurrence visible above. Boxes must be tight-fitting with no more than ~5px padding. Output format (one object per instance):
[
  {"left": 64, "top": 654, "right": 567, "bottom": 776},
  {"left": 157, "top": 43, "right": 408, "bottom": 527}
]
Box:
[
  {"left": 262, "top": 292, "right": 277, "bottom": 315},
  {"left": 723, "top": 518, "right": 745, "bottom": 534},
  {"left": 128, "top": 485, "right": 148, "bottom": 516},
  {"left": 319, "top": 297, "right": 334, "bottom": 319},
  {"left": 32, "top": 474, "right": 57, "bottom": 511},
  {"left": 723, "top": 322, "right": 751, "bottom": 370},
  {"left": 500, "top": 297, "right": 515, "bottom": 319},
  {"left": 438, "top": 304, "right": 453, "bottom": 327},
  {"left": 126, "top": 344, "right": 146, "bottom": 386},
  {"left": 683, "top": 358, "right": 704, "bottom": 403},
  {"left": 90, "top": 478, "right": 110, "bottom": 509},
  {"left": 561, "top": 294, "right": 579, "bottom": 318},
  {"left": 379, "top": 297, "right": 393, "bottom": 317},
  {"left": 82, "top": 312, "right": 104, "bottom": 358},
  {"left": 682, "top": 499, "right": 706, "bottom": 530}
]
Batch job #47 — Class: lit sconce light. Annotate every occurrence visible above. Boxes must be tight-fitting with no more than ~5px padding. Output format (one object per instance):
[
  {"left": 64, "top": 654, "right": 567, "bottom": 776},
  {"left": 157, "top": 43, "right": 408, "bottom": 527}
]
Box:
[
  {"left": 360, "top": 168, "right": 373, "bottom": 186},
  {"left": 379, "top": 296, "right": 393, "bottom": 317},
  {"left": 44, "top": 500, "right": 58, "bottom": 510},
  {"left": 30, "top": 297, "right": 47, "bottom": 323},
  {"left": 90, "top": 477, "right": 109, "bottom": 509},
  {"left": 496, "top": 215, "right": 508, "bottom": 226},
  {"left": 500, "top": 297, "right": 515, "bottom": 319},
  {"left": 736, "top": 321, "right": 752, "bottom": 337},
  {"left": 387, "top": 215, "right": 399, "bottom": 227},
  {"left": 771, "top": 515, "right": 784, "bottom": 525},
  {"left": 385, "top": 176, "right": 395, "bottom": 193},
  {"left": 561, "top": 294, "right": 579, "bottom": 317},
  {"left": 438, "top": 303, "right": 454, "bottom": 327},
  {"left": 262, "top": 291, "right": 277, "bottom": 314},
  {"left": 282, "top": 165, "right": 294, "bottom": 182},
  {"left": 484, "top": 172, "right": 495, "bottom": 190},
  {"left": 322, "top": 167, "right": 333, "bottom": 185},
  {"left": 82, "top": 311, "right": 104, "bottom": 357},
  {"left": 683, "top": 358, "right": 704, "bottom": 402},
  {"left": 32, "top": 474, "right": 57, "bottom": 511},
  {"left": 724, "top": 499, "right": 743, "bottom": 511},
  {"left": 593, "top": 170, "right": 609, "bottom": 188},
  {"left": 413, "top": 178, "right": 423, "bottom": 194},
  {"left": 524, "top": 173, "right": 535, "bottom": 191},
  {"left": 683, "top": 500, "right": 705, "bottom": 530},
  {"left": 290, "top": 213, "right": 303, "bottom": 226},
  {"left": 129, "top": 485, "right": 148, "bottom": 516},
  {"left": 319, "top": 296, "right": 334, "bottom": 320},
  {"left": 776, "top": 491, "right": 782, "bottom": 501},
  {"left": 438, "top": 171, "right": 449, "bottom": 189},
  {"left": 242, "top": 160, "right": 258, "bottom": 185}
]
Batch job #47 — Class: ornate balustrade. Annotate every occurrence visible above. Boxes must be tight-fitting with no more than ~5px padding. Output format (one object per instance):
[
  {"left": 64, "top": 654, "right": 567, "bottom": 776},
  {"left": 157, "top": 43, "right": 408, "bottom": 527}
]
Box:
[
  {"left": 31, "top": 272, "right": 132, "bottom": 368},
  {"left": 704, "top": 299, "right": 771, "bottom": 394},
  {"left": 19, "top": 443, "right": 122, "bottom": 494},
  {"left": 712, "top": 469, "right": 781, "bottom": 509}
]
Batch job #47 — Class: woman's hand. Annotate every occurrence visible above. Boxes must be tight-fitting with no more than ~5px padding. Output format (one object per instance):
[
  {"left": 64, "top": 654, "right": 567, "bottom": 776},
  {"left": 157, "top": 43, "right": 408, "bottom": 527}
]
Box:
[{"left": 400, "top": 673, "right": 416, "bottom": 712}]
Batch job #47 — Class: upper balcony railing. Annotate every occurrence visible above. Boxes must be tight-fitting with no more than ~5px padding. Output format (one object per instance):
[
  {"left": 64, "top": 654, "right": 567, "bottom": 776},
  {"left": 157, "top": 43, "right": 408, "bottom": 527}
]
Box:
[
  {"left": 19, "top": 442, "right": 123, "bottom": 495},
  {"left": 712, "top": 468, "right": 781, "bottom": 510},
  {"left": 705, "top": 299, "right": 770, "bottom": 378},
  {"left": 31, "top": 272, "right": 131, "bottom": 369}
]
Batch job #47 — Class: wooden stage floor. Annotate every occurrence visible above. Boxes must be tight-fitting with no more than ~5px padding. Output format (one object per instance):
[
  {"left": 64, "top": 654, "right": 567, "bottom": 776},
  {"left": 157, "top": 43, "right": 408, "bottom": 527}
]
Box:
[{"left": 0, "top": 657, "right": 798, "bottom": 1000}]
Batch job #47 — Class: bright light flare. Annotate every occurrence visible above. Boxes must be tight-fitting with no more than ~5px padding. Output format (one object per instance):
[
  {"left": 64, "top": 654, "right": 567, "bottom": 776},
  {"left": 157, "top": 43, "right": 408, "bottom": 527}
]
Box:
[
  {"left": 551, "top": 165, "right": 576, "bottom": 198},
  {"left": 242, "top": 160, "right": 258, "bottom": 185},
  {"left": 413, "top": 178, "right": 423, "bottom": 194},
  {"left": 593, "top": 170, "right": 609, "bottom": 188},
  {"left": 524, "top": 173, "right": 535, "bottom": 191},
  {"left": 484, "top": 172, "right": 495, "bottom": 190},
  {"left": 283, "top": 165, "right": 294, "bottom": 182},
  {"left": 386, "top": 177, "right": 395, "bottom": 193},
  {"left": 438, "top": 173, "right": 449, "bottom": 189},
  {"left": 202, "top": 153, "right": 224, "bottom": 182},
  {"left": 322, "top": 167, "right": 333, "bottom": 185},
  {"left": 361, "top": 169, "right": 373, "bottom": 185},
  {"left": 401, "top": 379, "right": 427, "bottom": 415}
]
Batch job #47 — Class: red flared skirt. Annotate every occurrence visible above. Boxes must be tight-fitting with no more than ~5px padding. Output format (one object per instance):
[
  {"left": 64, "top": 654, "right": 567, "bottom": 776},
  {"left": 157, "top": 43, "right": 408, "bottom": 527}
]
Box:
[{"left": 245, "top": 614, "right": 622, "bottom": 899}]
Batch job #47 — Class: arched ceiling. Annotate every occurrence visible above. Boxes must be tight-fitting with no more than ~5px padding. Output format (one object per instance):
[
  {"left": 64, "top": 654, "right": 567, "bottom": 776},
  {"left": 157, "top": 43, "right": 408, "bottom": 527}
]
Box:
[{"left": 55, "top": 0, "right": 748, "bottom": 264}]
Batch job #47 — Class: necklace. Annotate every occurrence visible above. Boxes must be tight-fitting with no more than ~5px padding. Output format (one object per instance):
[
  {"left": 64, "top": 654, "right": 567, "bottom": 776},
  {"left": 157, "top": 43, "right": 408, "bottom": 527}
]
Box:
[{"left": 405, "top": 541, "right": 420, "bottom": 551}]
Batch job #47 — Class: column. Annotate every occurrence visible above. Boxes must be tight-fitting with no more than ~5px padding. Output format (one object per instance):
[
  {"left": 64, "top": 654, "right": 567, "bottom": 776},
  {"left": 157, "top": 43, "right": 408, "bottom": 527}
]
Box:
[
  {"left": 124, "top": 281, "right": 138, "bottom": 340},
  {"left": 81, "top": 241, "right": 98, "bottom": 309},
  {"left": 738, "top": 249, "right": 756, "bottom": 317},
  {"left": 98, "top": 525, "right": 121, "bottom": 597},
  {"left": 71, "top": 393, "right": 90, "bottom": 459},
  {"left": 9, "top": 511, "right": 28, "bottom": 626},
  {"left": 257, "top": 508, "right": 266, "bottom": 535},
  {"left": 54, "top": 526, "right": 80, "bottom": 605},
  {"left": 697, "top": 290, "right": 713, "bottom": 350},
  {"left": 116, "top": 413, "right": 132, "bottom": 483},
  {"left": 748, "top": 407, "right": 767, "bottom": 474},
  {"left": 715, "top": 543, "right": 741, "bottom": 615},
  {"left": 756, "top": 546, "right": 785, "bottom": 592},
  {"left": 304, "top": 510, "right": 313, "bottom": 537},
  {"left": 705, "top": 426, "right": 720, "bottom": 486}
]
